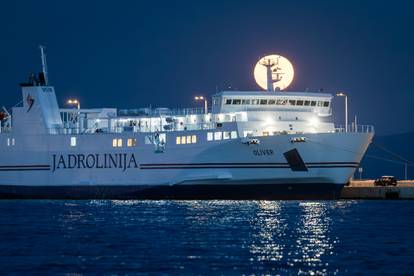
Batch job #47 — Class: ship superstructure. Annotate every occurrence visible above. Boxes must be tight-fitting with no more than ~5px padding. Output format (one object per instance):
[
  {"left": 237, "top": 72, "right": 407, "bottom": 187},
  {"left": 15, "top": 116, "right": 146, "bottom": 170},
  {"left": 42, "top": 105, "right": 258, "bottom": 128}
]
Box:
[{"left": 0, "top": 50, "right": 374, "bottom": 199}]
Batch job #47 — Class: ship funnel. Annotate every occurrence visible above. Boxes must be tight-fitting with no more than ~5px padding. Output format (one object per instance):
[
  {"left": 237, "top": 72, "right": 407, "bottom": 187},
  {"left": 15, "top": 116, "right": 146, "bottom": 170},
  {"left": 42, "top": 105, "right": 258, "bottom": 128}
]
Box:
[{"left": 12, "top": 47, "right": 63, "bottom": 134}]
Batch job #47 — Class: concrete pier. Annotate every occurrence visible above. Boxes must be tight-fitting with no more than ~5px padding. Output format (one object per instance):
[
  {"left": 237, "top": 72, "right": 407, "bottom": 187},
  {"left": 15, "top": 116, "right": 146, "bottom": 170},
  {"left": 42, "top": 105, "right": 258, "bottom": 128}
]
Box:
[{"left": 341, "top": 180, "right": 414, "bottom": 199}]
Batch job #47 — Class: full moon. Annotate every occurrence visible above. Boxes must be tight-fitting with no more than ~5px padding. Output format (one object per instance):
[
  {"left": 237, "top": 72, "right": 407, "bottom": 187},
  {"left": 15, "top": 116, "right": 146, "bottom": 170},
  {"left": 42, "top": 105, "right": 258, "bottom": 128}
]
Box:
[{"left": 254, "top": 54, "right": 294, "bottom": 91}]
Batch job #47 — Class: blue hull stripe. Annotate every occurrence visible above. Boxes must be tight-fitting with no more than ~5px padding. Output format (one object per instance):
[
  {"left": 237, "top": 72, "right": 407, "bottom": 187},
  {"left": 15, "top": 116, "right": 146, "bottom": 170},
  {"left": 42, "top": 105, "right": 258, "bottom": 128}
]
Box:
[{"left": 0, "top": 162, "right": 358, "bottom": 171}]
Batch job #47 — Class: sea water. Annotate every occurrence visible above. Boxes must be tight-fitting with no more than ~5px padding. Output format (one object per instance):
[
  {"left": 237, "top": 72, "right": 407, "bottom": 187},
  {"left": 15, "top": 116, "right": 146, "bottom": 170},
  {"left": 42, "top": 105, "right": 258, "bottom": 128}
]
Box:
[{"left": 0, "top": 200, "right": 413, "bottom": 275}]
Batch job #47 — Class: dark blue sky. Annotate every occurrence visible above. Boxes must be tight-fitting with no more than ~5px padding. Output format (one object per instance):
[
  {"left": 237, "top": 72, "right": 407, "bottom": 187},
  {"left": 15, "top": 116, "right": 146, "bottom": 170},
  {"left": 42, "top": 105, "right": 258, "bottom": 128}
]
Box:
[{"left": 1, "top": 0, "right": 413, "bottom": 135}]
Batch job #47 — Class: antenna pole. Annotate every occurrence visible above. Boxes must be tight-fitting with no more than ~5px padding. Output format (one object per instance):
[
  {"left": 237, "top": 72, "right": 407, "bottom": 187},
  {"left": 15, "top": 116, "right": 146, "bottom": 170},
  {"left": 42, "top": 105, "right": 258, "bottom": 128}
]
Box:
[{"left": 39, "top": 45, "right": 49, "bottom": 85}]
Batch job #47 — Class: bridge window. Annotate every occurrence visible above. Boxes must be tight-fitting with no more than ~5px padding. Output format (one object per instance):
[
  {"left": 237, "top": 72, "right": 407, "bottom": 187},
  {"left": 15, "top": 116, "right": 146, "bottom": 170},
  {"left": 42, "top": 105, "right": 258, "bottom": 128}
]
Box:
[
  {"left": 289, "top": 100, "right": 296, "bottom": 105},
  {"left": 232, "top": 99, "right": 241, "bottom": 105},
  {"left": 251, "top": 99, "right": 259, "bottom": 105},
  {"left": 296, "top": 100, "right": 304, "bottom": 106},
  {"left": 242, "top": 99, "right": 250, "bottom": 105},
  {"left": 311, "top": 101, "right": 316, "bottom": 106},
  {"left": 268, "top": 99, "right": 275, "bottom": 105},
  {"left": 127, "top": 138, "right": 137, "bottom": 147},
  {"left": 260, "top": 99, "right": 268, "bottom": 105},
  {"left": 323, "top": 101, "right": 330, "bottom": 107},
  {"left": 207, "top": 132, "right": 213, "bottom": 141},
  {"left": 70, "top": 137, "right": 77, "bottom": 147},
  {"left": 225, "top": 99, "right": 232, "bottom": 105},
  {"left": 276, "top": 99, "right": 287, "bottom": 105},
  {"left": 317, "top": 101, "right": 324, "bottom": 107},
  {"left": 304, "top": 100, "right": 310, "bottom": 106}
]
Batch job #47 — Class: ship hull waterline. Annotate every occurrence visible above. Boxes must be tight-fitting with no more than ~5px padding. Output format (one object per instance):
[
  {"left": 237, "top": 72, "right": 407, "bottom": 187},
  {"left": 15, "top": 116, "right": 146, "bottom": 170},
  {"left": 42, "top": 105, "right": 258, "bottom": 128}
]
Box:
[{"left": 0, "top": 183, "right": 343, "bottom": 200}]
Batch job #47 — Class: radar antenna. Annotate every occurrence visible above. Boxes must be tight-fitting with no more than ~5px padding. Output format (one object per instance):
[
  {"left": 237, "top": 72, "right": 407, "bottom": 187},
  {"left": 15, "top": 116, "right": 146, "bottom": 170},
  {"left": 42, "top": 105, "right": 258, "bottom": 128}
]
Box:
[{"left": 39, "top": 45, "right": 49, "bottom": 85}]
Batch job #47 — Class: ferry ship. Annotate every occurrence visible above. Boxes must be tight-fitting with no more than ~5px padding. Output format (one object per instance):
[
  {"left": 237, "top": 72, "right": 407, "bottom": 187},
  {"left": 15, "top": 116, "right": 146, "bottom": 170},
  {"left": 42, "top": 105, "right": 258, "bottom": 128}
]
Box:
[{"left": 0, "top": 49, "right": 374, "bottom": 199}]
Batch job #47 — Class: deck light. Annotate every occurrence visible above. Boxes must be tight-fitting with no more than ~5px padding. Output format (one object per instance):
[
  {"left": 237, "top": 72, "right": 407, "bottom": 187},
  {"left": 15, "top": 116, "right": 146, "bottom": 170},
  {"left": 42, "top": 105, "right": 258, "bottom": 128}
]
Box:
[
  {"left": 308, "top": 116, "right": 320, "bottom": 127},
  {"left": 67, "top": 99, "right": 80, "bottom": 110}
]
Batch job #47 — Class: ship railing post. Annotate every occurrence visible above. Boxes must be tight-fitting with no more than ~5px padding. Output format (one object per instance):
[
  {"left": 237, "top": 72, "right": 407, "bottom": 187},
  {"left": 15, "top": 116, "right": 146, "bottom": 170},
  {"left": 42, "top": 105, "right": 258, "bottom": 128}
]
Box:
[{"left": 405, "top": 162, "right": 408, "bottom": 180}]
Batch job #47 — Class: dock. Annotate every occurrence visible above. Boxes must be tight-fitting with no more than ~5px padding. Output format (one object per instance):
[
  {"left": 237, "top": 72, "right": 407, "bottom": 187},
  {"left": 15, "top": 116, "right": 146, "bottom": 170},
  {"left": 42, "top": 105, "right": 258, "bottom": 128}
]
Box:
[{"left": 341, "top": 180, "right": 414, "bottom": 199}]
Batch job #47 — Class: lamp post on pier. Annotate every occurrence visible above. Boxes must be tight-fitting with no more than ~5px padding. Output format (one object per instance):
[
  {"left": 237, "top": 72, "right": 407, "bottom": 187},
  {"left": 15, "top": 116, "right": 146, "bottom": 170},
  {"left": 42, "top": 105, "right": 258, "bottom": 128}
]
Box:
[
  {"left": 67, "top": 99, "right": 81, "bottom": 133},
  {"left": 195, "top": 96, "right": 208, "bottom": 114},
  {"left": 336, "top": 92, "right": 348, "bottom": 132}
]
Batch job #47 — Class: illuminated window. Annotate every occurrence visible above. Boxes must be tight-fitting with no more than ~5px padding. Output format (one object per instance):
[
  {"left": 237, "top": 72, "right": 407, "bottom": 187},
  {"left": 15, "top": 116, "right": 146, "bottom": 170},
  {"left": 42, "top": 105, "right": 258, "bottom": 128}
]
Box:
[
  {"left": 207, "top": 132, "right": 213, "bottom": 141},
  {"left": 263, "top": 131, "right": 269, "bottom": 136},
  {"left": 191, "top": 135, "right": 197, "bottom": 143},
  {"left": 181, "top": 136, "right": 186, "bottom": 144},
  {"left": 117, "top": 139, "right": 123, "bottom": 147},
  {"left": 70, "top": 137, "right": 77, "bottom": 147},
  {"left": 231, "top": 131, "right": 238, "bottom": 139},
  {"left": 127, "top": 138, "right": 137, "bottom": 147},
  {"left": 186, "top": 136, "right": 191, "bottom": 144},
  {"left": 214, "top": 132, "right": 222, "bottom": 140},
  {"left": 112, "top": 139, "right": 117, "bottom": 147},
  {"left": 11, "top": 138, "right": 15, "bottom": 146},
  {"left": 7, "top": 138, "right": 10, "bottom": 146},
  {"left": 176, "top": 136, "right": 181, "bottom": 144},
  {"left": 223, "top": 132, "right": 230, "bottom": 140}
]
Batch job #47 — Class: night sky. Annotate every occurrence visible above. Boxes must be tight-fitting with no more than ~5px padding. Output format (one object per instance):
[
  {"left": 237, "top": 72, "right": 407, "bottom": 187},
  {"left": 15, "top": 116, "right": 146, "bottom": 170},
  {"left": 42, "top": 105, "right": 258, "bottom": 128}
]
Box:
[{"left": 1, "top": 0, "right": 413, "bottom": 135}]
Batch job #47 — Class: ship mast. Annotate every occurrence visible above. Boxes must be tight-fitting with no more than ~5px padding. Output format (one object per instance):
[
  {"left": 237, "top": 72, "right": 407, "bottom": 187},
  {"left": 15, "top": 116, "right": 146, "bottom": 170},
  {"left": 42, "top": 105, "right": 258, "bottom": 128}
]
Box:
[
  {"left": 259, "top": 56, "right": 284, "bottom": 91},
  {"left": 39, "top": 45, "right": 49, "bottom": 85},
  {"left": 260, "top": 58, "right": 275, "bottom": 92}
]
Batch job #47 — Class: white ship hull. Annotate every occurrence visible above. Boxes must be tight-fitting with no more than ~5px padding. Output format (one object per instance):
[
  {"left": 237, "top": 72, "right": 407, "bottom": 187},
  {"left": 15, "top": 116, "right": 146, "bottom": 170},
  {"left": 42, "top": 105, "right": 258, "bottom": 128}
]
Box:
[{"left": 0, "top": 131, "right": 372, "bottom": 199}]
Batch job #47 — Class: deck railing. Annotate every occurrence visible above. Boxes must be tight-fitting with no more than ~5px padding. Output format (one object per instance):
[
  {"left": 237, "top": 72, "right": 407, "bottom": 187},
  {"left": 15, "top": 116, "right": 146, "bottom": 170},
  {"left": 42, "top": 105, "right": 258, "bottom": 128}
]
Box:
[
  {"left": 118, "top": 107, "right": 210, "bottom": 117},
  {"left": 48, "top": 122, "right": 218, "bottom": 135},
  {"left": 335, "top": 125, "right": 374, "bottom": 133}
]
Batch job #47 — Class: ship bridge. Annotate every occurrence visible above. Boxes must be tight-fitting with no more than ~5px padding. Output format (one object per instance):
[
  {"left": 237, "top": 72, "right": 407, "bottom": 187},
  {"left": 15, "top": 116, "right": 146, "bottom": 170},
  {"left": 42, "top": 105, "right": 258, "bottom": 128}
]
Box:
[
  {"left": 212, "top": 91, "right": 332, "bottom": 115},
  {"left": 210, "top": 90, "right": 334, "bottom": 136}
]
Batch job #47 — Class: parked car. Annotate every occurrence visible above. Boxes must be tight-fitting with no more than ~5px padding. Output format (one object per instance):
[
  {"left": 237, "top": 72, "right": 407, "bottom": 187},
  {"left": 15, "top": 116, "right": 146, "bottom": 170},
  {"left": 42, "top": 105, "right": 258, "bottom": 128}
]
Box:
[{"left": 374, "top": 176, "right": 398, "bottom": 186}]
